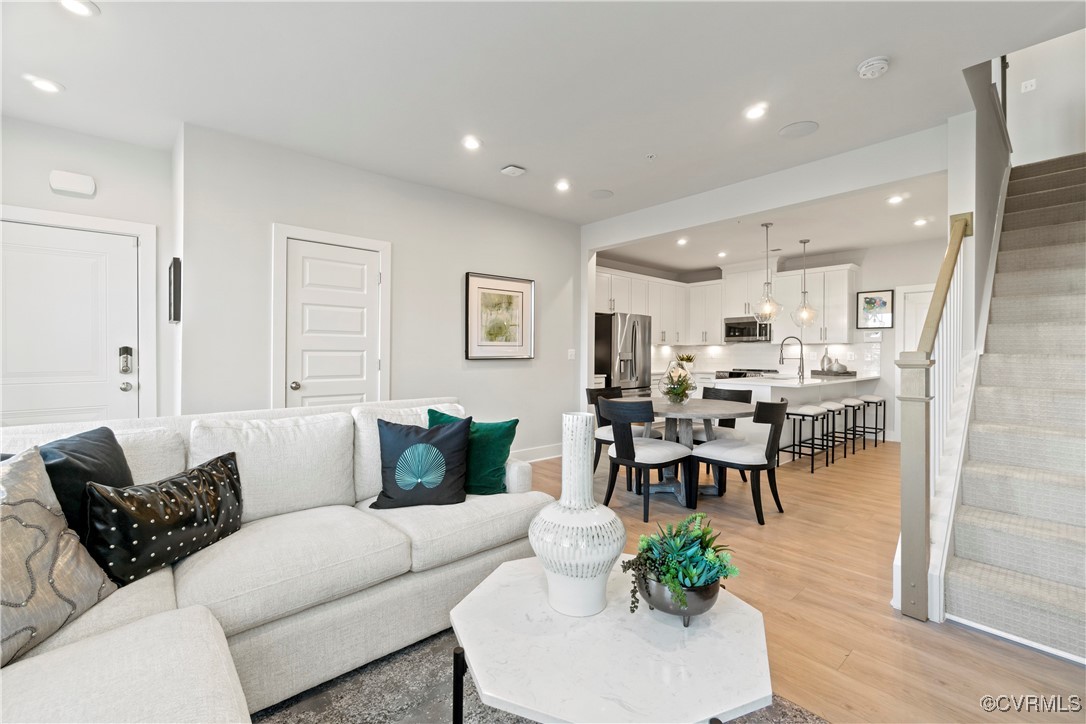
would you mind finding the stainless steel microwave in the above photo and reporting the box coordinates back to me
[723,316,772,343]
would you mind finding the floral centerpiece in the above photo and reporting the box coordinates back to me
[620,513,738,626]
[659,353,697,404]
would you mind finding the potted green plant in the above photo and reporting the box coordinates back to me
[620,513,738,627]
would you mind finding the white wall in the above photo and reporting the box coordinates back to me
[1,117,181,415]
[1007,29,1086,166]
[179,124,580,455]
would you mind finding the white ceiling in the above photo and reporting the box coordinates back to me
[598,171,948,273]
[3,2,1083,224]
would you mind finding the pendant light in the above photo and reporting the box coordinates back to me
[752,222,782,323]
[791,239,819,327]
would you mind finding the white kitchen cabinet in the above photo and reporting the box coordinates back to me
[647,280,686,344]
[772,264,857,344]
[722,270,772,318]
[687,281,723,344]
[630,277,649,315]
[595,271,613,313]
[596,271,634,313]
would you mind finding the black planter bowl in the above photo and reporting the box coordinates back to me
[636,576,721,627]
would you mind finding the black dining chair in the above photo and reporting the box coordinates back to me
[598,397,691,523]
[692,387,752,483]
[586,387,660,472]
[689,399,788,525]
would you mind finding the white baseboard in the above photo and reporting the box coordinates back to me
[511,443,562,462]
[945,614,1086,665]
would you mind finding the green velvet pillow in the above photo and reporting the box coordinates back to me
[427,409,518,495]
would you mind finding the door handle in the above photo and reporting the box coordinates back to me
[290,381,301,391]
[119,346,133,374]
[119,382,133,392]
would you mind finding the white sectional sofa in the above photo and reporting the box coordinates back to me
[0,397,552,723]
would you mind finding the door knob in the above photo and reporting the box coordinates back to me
[290,381,301,391]
[119,382,133,392]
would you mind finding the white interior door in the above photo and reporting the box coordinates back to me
[1,221,139,425]
[285,238,380,407]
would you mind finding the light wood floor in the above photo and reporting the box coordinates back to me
[530,442,1085,723]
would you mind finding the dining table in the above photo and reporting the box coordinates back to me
[609,396,757,507]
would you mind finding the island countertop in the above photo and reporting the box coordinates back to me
[708,372,880,388]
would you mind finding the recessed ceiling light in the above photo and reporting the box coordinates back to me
[717,252,727,258]
[677,237,688,246]
[913,218,928,227]
[778,121,820,139]
[22,74,64,94]
[60,0,100,16]
[744,103,768,120]
[461,135,482,151]
[555,179,571,192]
[887,195,904,205]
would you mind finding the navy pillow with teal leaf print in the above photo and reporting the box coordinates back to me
[370,417,472,509]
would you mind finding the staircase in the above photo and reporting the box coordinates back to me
[944,152,1086,661]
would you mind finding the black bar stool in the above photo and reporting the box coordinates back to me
[858,394,887,448]
[780,405,830,473]
[837,398,865,455]
[815,400,847,462]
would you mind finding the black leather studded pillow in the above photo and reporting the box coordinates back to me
[370,417,471,509]
[84,453,243,584]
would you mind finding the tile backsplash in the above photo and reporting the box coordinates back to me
[652,342,881,376]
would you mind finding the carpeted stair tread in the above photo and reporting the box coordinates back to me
[945,557,1085,659]
[954,506,1085,587]
[962,461,1085,527]
[1009,152,1086,180]
[969,422,1085,474]
[1000,221,1085,251]
[996,242,1085,273]
[1004,184,1086,214]
[992,268,1085,297]
[1008,167,1086,197]
[989,293,1086,323]
[979,353,1086,390]
[1002,202,1086,232]
[985,323,1084,355]
[974,385,1086,428]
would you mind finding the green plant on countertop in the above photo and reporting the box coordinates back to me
[675,352,696,364]
[620,513,738,612]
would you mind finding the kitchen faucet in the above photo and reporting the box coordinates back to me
[779,336,805,384]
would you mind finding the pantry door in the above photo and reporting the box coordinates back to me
[1,220,140,425]
[272,224,391,408]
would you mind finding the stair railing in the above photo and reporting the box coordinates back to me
[896,215,970,621]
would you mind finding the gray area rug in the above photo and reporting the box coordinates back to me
[253,629,826,724]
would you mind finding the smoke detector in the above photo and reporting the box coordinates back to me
[857,56,890,80]
[500,165,526,177]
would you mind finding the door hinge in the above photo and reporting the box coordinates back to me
[378,359,381,371]
[378,273,382,285]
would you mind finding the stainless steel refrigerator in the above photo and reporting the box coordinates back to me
[594,313,652,396]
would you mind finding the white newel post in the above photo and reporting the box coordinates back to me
[528,412,626,616]
[896,351,934,621]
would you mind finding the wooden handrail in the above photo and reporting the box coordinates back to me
[916,217,969,355]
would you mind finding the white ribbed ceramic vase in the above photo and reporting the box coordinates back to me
[528,412,626,616]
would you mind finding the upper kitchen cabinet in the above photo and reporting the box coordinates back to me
[773,264,858,344]
[687,281,723,344]
[648,280,686,345]
[596,270,649,315]
[722,270,773,318]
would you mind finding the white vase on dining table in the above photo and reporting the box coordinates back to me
[528,412,626,617]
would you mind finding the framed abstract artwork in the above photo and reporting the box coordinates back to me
[465,272,535,359]
[857,289,894,329]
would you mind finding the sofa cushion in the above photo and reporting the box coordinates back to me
[370,417,471,509]
[189,412,354,523]
[86,453,243,584]
[357,491,552,572]
[174,506,410,636]
[351,403,465,502]
[1,449,116,666]
[26,568,177,658]
[1,606,250,723]
[428,409,518,495]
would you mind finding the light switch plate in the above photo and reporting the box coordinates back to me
[1021,79,1037,93]
[567,348,576,360]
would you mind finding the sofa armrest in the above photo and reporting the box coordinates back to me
[503,457,533,494]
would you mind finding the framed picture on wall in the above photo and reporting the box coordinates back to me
[857,289,894,329]
[465,272,535,359]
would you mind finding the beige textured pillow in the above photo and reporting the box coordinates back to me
[1,448,116,665]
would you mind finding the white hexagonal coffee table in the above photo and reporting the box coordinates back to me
[450,556,772,723]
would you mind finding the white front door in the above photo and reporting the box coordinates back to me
[1,221,139,425]
[284,238,381,407]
